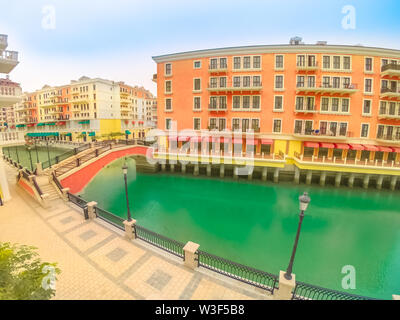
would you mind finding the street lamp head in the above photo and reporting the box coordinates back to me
[122,163,128,175]
[299,192,311,212]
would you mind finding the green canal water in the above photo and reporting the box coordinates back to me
[79,157,400,299]
[2,145,69,170]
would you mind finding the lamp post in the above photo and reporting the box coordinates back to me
[284,192,311,281]
[122,162,132,222]
[46,140,51,168]
[34,139,39,163]
[27,146,33,172]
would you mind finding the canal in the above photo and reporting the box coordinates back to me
[79,157,400,299]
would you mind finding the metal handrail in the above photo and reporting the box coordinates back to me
[197,249,279,293]
[292,281,377,300]
[32,176,43,196]
[95,206,125,230]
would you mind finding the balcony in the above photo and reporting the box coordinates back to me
[0,34,7,51]
[378,108,400,120]
[0,84,22,107]
[381,87,400,99]
[208,104,227,112]
[381,63,400,77]
[294,105,317,114]
[0,50,19,73]
[294,128,351,139]
[208,64,228,73]
[296,61,319,72]
[296,83,358,95]
[207,82,263,93]
[376,134,400,142]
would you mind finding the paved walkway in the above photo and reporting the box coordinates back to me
[0,163,271,300]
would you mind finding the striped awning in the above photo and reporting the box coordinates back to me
[233,138,243,144]
[319,142,335,149]
[391,147,400,153]
[246,139,258,146]
[362,145,379,152]
[16,124,26,128]
[377,146,393,152]
[334,143,350,150]
[261,139,273,145]
[349,144,364,151]
[178,136,190,142]
[79,120,90,124]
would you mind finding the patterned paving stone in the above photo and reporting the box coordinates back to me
[146,269,172,290]
[47,211,84,233]
[79,229,97,241]
[64,222,112,252]
[106,247,127,262]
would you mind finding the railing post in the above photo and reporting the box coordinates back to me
[87,201,97,219]
[61,187,70,201]
[274,271,296,300]
[35,162,43,175]
[183,241,200,269]
[123,219,137,240]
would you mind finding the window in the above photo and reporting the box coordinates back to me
[332,77,340,88]
[210,77,217,88]
[253,96,260,109]
[323,56,330,69]
[297,76,305,88]
[243,96,250,109]
[339,123,347,136]
[165,80,172,93]
[243,56,251,69]
[242,119,250,132]
[233,96,240,109]
[363,100,371,115]
[165,98,172,111]
[361,123,369,138]
[253,56,261,69]
[232,118,240,130]
[275,55,284,69]
[194,118,201,130]
[243,76,251,87]
[365,79,373,93]
[209,118,217,129]
[333,56,341,69]
[193,78,201,91]
[380,101,387,115]
[219,96,227,109]
[210,58,218,69]
[320,122,327,135]
[274,96,283,111]
[253,76,261,87]
[307,76,315,88]
[193,97,201,110]
[321,97,329,111]
[273,119,282,133]
[251,119,260,130]
[329,122,338,136]
[297,55,305,67]
[166,118,172,130]
[275,75,284,89]
[365,58,373,72]
[220,77,227,88]
[343,56,351,70]
[210,97,217,109]
[341,99,349,113]
[219,118,226,130]
[323,77,330,87]
[220,58,227,69]
[377,125,385,139]
[194,61,201,69]
[233,57,241,69]
[296,96,304,111]
[233,76,241,87]
[294,120,303,134]
[165,63,172,75]
[331,98,339,112]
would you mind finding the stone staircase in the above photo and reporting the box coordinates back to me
[35,175,61,201]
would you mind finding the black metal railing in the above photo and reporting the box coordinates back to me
[52,172,64,193]
[94,206,125,230]
[197,250,279,293]
[32,176,43,196]
[67,193,88,209]
[291,281,376,300]
[134,225,185,258]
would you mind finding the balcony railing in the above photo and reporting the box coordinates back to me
[381,87,400,97]
[0,50,18,62]
[378,107,400,119]
[0,85,22,97]
[381,63,400,75]
[294,128,350,138]
[207,82,263,92]
[296,61,319,70]
[296,83,358,94]
[295,105,317,114]
[377,133,400,141]
[208,103,227,111]
[208,64,228,72]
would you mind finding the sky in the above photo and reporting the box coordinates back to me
[1,0,400,95]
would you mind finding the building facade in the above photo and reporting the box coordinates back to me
[13,77,157,142]
[151,40,400,188]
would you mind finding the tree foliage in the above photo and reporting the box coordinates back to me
[0,242,60,300]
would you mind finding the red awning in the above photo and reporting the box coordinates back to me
[168,136,177,141]
[334,143,350,150]
[57,121,66,126]
[246,139,259,146]
[132,121,136,124]
[319,142,335,149]
[261,139,273,145]
[203,136,213,143]
[178,136,190,142]
[139,121,144,124]
[349,144,364,151]
[27,124,36,127]
[391,147,400,153]
[363,145,379,152]
[233,138,243,144]
[304,141,319,148]
[220,137,231,144]
[378,146,393,152]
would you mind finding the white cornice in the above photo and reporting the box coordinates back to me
[152,44,400,63]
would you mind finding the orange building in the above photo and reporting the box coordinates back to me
[152,40,400,164]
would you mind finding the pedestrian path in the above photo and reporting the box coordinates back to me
[0,163,271,300]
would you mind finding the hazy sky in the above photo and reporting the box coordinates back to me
[1,0,399,94]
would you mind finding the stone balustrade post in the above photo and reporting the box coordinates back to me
[123,219,137,240]
[87,201,97,219]
[183,241,200,270]
[61,187,70,201]
[36,162,43,175]
[274,271,296,300]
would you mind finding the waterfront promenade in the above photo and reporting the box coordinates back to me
[0,164,269,300]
